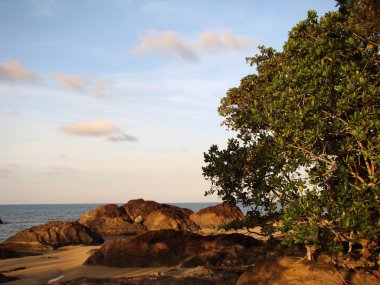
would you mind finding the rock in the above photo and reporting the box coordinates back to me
[51,276,227,285]
[0,248,39,259]
[85,229,260,268]
[0,273,19,283]
[144,207,199,231]
[122,199,164,221]
[122,199,199,231]
[181,266,213,277]
[0,218,3,224]
[235,255,376,285]
[134,216,143,224]
[190,203,244,229]
[78,204,146,235]
[0,221,103,252]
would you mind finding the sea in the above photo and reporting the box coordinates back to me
[0,203,223,242]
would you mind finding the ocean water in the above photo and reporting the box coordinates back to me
[0,203,219,242]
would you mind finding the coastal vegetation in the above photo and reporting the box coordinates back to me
[203,0,379,265]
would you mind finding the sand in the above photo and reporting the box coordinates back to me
[0,245,173,285]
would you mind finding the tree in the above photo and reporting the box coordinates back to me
[203,0,379,263]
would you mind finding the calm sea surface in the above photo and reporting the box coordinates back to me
[0,203,221,242]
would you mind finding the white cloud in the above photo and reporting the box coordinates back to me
[53,74,86,93]
[132,29,252,61]
[196,29,251,52]
[59,120,138,142]
[132,30,197,61]
[0,59,39,84]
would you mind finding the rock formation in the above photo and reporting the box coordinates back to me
[190,203,244,229]
[85,229,260,268]
[122,199,199,231]
[0,273,19,283]
[0,221,103,252]
[52,275,235,285]
[78,204,146,235]
[0,248,39,259]
[122,199,163,222]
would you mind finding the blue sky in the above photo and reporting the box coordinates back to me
[0,0,337,204]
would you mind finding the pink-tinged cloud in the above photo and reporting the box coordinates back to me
[59,120,138,142]
[132,29,252,61]
[132,30,197,61]
[59,120,117,136]
[92,90,107,98]
[52,74,87,93]
[196,29,251,52]
[0,59,39,83]
[53,74,109,99]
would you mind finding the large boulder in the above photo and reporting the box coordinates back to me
[78,204,146,235]
[190,203,244,229]
[85,229,260,267]
[122,199,199,231]
[122,199,162,222]
[0,221,103,252]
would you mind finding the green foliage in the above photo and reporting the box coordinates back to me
[203,0,379,261]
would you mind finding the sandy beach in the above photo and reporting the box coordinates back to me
[0,245,175,285]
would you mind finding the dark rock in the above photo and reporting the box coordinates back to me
[0,273,19,283]
[0,218,3,224]
[0,221,103,252]
[0,248,39,259]
[0,267,26,273]
[190,203,244,229]
[52,275,236,285]
[122,199,199,231]
[78,204,146,235]
[85,229,260,268]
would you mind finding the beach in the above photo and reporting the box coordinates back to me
[1,240,378,285]
[0,244,175,285]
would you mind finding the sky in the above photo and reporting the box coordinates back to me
[0,0,337,204]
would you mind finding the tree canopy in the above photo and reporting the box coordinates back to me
[203,0,379,263]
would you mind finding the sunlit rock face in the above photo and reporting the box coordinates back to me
[190,203,244,229]
[78,204,146,235]
[0,221,103,252]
